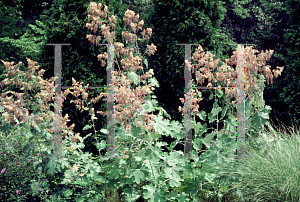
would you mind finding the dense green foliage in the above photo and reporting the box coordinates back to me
[279,0,300,127]
[0,0,28,73]
[0,33,278,201]
[1,0,300,201]
[224,0,296,129]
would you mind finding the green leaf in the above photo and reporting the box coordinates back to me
[193,137,203,150]
[215,88,223,98]
[33,124,41,133]
[163,166,182,187]
[143,185,167,202]
[42,128,53,140]
[153,116,181,137]
[0,105,4,112]
[143,58,148,69]
[148,77,159,87]
[73,178,88,186]
[83,124,92,130]
[131,169,146,184]
[197,110,207,121]
[82,133,92,140]
[25,129,34,139]
[184,178,201,195]
[140,99,157,113]
[123,188,141,201]
[127,71,139,85]
[208,112,217,123]
[155,106,170,119]
[211,104,222,117]
[259,112,269,119]
[203,130,217,149]
[45,157,62,176]
[36,98,43,104]
[219,104,228,121]
[204,171,218,183]
[100,128,108,134]
[63,189,73,197]
[193,122,207,136]
[22,143,36,155]
[163,151,184,167]
[108,164,121,180]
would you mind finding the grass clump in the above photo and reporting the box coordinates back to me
[220,115,300,202]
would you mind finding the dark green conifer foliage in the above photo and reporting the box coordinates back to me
[222,0,296,129]
[279,0,300,128]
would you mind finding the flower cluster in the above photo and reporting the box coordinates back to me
[82,2,158,134]
[178,44,285,116]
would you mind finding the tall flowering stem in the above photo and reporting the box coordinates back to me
[84,2,158,135]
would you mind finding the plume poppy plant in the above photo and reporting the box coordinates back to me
[0,2,157,200]
[0,1,289,201]
[83,3,287,201]
[85,2,158,135]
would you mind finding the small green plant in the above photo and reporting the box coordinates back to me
[0,120,49,201]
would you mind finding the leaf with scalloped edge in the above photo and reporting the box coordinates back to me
[148,77,160,88]
[127,71,139,85]
[123,187,141,201]
[153,116,182,137]
[142,185,167,202]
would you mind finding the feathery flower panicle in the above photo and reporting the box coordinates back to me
[182,44,284,113]
[84,3,160,135]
